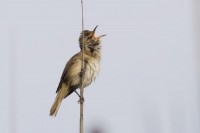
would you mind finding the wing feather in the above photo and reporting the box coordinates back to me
[56,53,81,93]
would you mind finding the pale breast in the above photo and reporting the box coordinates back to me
[82,57,100,88]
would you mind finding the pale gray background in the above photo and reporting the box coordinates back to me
[0,0,200,133]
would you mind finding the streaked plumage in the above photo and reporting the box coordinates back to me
[50,26,106,116]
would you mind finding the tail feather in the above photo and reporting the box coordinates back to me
[50,95,62,116]
[50,83,68,116]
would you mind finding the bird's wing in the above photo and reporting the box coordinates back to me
[56,52,81,93]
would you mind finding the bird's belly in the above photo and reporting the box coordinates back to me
[82,61,100,88]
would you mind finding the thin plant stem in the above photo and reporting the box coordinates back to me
[80,0,84,133]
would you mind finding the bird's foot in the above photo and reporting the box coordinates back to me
[75,90,85,104]
[78,96,85,104]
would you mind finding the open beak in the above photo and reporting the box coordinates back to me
[91,25,98,37]
[92,25,107,39]
[97,34,107,39]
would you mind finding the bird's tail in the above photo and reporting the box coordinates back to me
[50,83,68,117]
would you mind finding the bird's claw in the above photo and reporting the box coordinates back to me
[78,96,85,104]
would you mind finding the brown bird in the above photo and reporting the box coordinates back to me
[50,26,106,116]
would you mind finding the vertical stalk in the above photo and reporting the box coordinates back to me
[80,0,84,133]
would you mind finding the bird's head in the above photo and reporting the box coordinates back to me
[79,25,106,54]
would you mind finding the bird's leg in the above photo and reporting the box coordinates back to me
[75,90,81,98]
[76,67,85,104]
[75,90,84,104]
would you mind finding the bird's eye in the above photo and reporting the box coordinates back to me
[87,35,91,39]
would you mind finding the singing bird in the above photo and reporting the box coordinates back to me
[50,26,106,116]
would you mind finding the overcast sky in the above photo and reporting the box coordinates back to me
[0,0,199,133]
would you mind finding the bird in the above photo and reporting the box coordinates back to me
[50,26,106,116]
